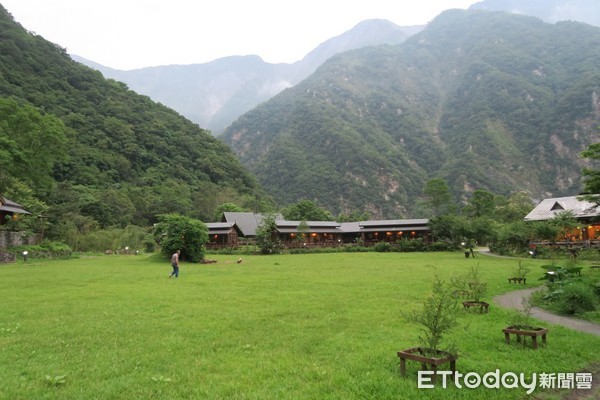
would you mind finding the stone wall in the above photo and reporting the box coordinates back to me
[0,252,16,263]
[0,231,41,263]
[0,231,40,249]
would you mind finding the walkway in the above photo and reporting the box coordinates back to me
[478,247,600,336]
[493,287,600,336]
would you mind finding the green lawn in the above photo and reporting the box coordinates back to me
[0,252,598,399]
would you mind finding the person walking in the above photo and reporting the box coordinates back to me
[169,250,180,278]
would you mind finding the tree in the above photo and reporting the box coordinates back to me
[580,142,600,205]
[422,178,453,217]
[429,214,469,246]
[495,191,535,222]
[281,200,333,221]
[153,214,208,263]
[464,190,495,219]
[0,97,67,195]
[336,210,371,222]
[213,202,243,222]
[403,275,460,354]
[297,220,309,243]
[255,214,281,254]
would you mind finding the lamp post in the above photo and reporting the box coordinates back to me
[22,250,29,262]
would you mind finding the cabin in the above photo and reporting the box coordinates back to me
[0,195,30,225]
[205,212,280,249]
[0,195,33,260]
[524,195,600,244]
[205,222,240,249]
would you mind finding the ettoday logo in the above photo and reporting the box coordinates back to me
[418,370,593,394]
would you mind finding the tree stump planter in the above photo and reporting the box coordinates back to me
[462,301,489,313]
[397,347,457,381]
[502,325,548,349]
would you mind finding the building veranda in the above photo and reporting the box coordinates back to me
[205,212,431,250]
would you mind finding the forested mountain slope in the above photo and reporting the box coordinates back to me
[222,10,600,218]
[0,5,271,232]
[471,0,600,27]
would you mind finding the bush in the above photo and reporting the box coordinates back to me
[556,282,597,315]
[11,241,72,258]
[392,238,425,252]
[76,225,152,253]
[154,214,208,263]
[373,242,391,252]
[427,241,459,252]
[143,239,156,253]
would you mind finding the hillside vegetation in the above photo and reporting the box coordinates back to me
[0,5,272,236]
[222,10,600,218]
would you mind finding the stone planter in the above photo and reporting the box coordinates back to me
[502,325,548,349]
[397,347,458,380]
[462,301,489,313]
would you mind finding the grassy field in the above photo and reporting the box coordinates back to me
[0,252,598,399]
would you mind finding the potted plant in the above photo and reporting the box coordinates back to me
[508,261,530,284]
[461,265,489,313]
[502,294,548,349]
[398,275,459,379]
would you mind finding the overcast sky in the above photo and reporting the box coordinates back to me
[3,0,480,70]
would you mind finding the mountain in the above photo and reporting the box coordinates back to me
[470,0,600,27]
[74,19,419,134]
[221,10,600,219]
[0,5,271,229]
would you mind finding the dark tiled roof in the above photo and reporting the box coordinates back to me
[359,219,429,227]
[220,213,431,236]
[524,196,600,221]
[0,195,31,215]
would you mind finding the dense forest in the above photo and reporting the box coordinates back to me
[0,5,273,241]
[222,10,600,218]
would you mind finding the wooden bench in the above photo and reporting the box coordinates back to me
[508,277,527,284]
[502,326,548,349]
[591,265,600,271]
[462,301,489,313]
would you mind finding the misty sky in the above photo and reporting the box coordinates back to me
[2,0,479,70]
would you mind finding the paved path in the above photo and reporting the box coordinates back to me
[477,246,600,336]
[493,287,600,336]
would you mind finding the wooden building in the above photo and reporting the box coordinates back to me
[205,213,431,248]
[524,195,600,244]
[0,195,30,225]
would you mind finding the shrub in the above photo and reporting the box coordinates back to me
[556,282,597,315]
[143,239,156,253]
[450,265,487,302]
[11,241,72,258]
[427,241,459,252]
[154,214,208,263]
[373,242,391,252]
[393,238,425,252]
[402,275,460,354]
[512,261,531,279]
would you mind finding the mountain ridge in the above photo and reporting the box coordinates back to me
[73,19,419,133]
[221,9,600,218]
